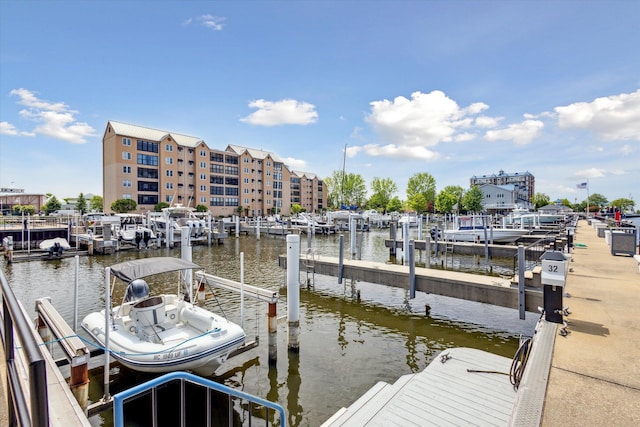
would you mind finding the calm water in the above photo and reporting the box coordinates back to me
[2,228,537,426]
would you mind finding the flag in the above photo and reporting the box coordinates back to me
[576,182,588,189]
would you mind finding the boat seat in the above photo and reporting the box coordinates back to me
[132,296,166,327]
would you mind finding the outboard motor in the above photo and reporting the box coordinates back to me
[430,227,441,240]
[124,279,150,303]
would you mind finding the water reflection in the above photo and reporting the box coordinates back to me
[1,229,536,426]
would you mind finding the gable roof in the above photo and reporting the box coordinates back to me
[226,144,284,163]
[106,120,205,148]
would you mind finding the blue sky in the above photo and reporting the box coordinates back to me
[1,1,638,206]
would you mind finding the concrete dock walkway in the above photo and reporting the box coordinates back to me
[541,220,640,426]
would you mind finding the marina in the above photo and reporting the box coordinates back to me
[1,218,639,425]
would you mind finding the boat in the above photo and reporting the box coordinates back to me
[504,208,565,227]
[442,216,529,243]
[39,237,71,256]
[81,257,246,375]
[116,215,156,248]
[149,204,209,244]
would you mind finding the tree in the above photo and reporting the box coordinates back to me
[406,173,436,213]
[407,193,427,213]
[111,199,137,213]
[195,204,208,212]
[368,177,397,211]
[44,196,62,215]
[386,196,403,213]
[76,193,88,215]
[155,202,170,212]
[610,198,635,212]
[531,193,550,209]
[462,185,483,213]
[325,170,367,208]
[89,195,103,212]
[291,204,304,214]
[586,193,608,212]
[436,185,464,213]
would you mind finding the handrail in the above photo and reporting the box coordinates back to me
[113,371,286,427]
[1,268,49,427]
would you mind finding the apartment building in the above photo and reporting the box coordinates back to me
[291,171,326,213]
[470,170,535,202]
[102,121,326,216]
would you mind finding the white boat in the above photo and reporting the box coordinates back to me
[504,208,565,227]
[81,257,246,375]
[149,204,210,245]
[443,216,529,243]
[39,237,71,251]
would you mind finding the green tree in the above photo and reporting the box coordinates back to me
[154,202,170,212]
[291,204,304,214]
[76,193,88,215]
[587,193,608,212]
[436,185,464,213]
[368,177,397,211]
[195,204,208,212]
[406,172,436,213]
[89,195,103,212]
[386,196,403,213]
[531,193,550,209]
[325,170,367,208]
[407,193,427,213]
[111,199,137,213]
[462,186,483,213]
[44,196,62,215]
[610,198,635,212]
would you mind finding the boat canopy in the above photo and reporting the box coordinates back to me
[109,257,201,283]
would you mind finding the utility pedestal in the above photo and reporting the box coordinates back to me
[541,250,568,324]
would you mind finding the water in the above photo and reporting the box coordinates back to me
[2,229,537,426]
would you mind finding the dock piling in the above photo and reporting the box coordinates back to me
[286,234,300,352]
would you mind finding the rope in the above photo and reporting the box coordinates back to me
[509,337,532,390]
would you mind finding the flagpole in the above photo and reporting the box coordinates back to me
[586,179,590,219]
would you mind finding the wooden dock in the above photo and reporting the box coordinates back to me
[285,254,544,312]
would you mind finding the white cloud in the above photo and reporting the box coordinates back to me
[240,99,318,126]
[8,88,96,143]
[554,89,640,141]
[573,168,605,179]
[474,115,502,128]
[484,119,544,145]
[184,14,225,31]
[282,156,308,170]
[355,143,439,160]
[0,121,18,135]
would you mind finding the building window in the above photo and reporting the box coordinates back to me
[210,197,224,206]
[200,196,207,203]
[166,182,174,190]
[137,154,158,166]
[225,166,238,175]
[225,155,238,165]
[122,152,131,160]
[166,157,173,165]
[200,150,206,157]
[244,198,249,205]
[122,166,131,173]
[225,198,238,206]
[166,170,173,177]
[210,153,224,162]
[138,167,158,179]
[210,164,224,174]
[244,188,249,194]
[200,173,206,180]
[166,195,174,203]
[200,185,207,191]
[210,186,224,195]
[138,195,158,205]
[138,181,158,192]
[225,187,238,196]
[122,138,132,146]
[122,193,132,199]
[123,180,132,188]
[137,140,159,153]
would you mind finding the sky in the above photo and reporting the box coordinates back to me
[1,0,639,207]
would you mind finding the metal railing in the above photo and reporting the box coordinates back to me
[511,235,556,275]
[1,268,49,427]
[113,371,286,427]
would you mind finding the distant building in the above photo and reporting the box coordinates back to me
[0,193,47,215]
[102,121,326,216]
[291,171,326,213]
[470,170,535,211]
[477,184,532,212]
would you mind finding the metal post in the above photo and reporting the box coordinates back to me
[286,234,300,351]
[517,244,525,320]
[350,216,356,256]
[409,240,416,299]
[235,215,240,238]
[390,222,397,256]
[73,255,79,330]
[434,225,439,255]
[418,215,423,240]
[403,221,409,265]
[240,252,245,330]
[338,234,344,284]
[103,267,111,400]
[256,216,261,240]
[268,302,277,365]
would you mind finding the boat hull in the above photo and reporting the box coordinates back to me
[443,229,528,243]
[82,302,246,376]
